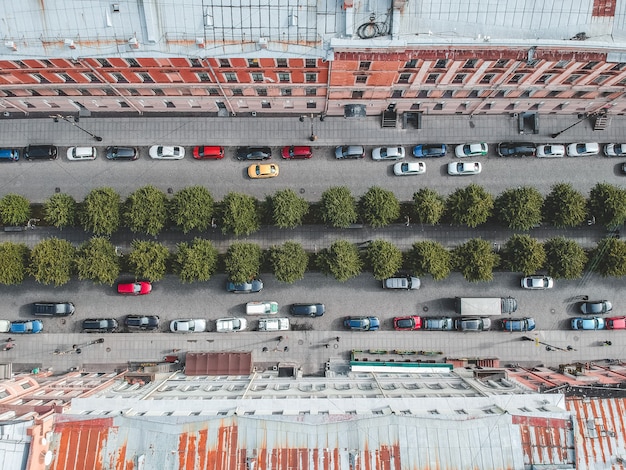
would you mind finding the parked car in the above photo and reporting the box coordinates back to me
[447,161,481,175]
[0,320,10,333]
[23,144,57,160]
[32,302,75,316]
[622,162,626,175]
[521,275,554,290]
[82,318,117,332]
[258,317,290,331]
[497,142,536,157]
[236,147,271,161]
[393,161,425,176]
[580,300,612,315]
[501,317,536,332]
[393,316,422,330]
[383,276,420,290]
[335,145,365,159]
[193,146,224,159]
[117,281,152,295]
[281,146,312,159]
[571,317,605,330]
[226,279,263,293]
[536,144,565,158]
[455,142,487,158]
[605,316,626,329]
[567,142,599,157]
[246,301,278,315]
[422,317,454,331]
[215,317,247,332]
[0,148,20,161]
[290,303,325,317]
[248,163,279,178]
[10,320,43,334]
[372,147,405,161]
[66,146,97,161]
[105,146,138,160]
[412,144,446,158]
[604,143,626,157]
[125,315,160,330]
[455,317,491,332]
[343,316,380,331]
[170,319,207,333]
[149,145,185,160]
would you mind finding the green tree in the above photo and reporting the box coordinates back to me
[366,240,402,280]
[124,185,168,236]
[29,238,75,286]
[543,183,587,228]
[269,189,309,229]
[175,238,218,283]
[446,184,494,227]
[360,186,400,228]
[544,237,587,279]
[224,242,262,284]
[495,187,543,230]
[502,234,546,275]
[80,187,121,235]
[127,240,170,281]
[221,192,260,236]
[170,186,214,233]
[412,188,445,225]
[319,187,358,228]
[407,241,451,281]
[0,242,29,285]
[588,182,626,228]
[589,237,626,277]
[0,194,30,226]
[452,238,499,282]
[75,237,120,285]
[270,241,308,283]
[317,239,363,281]
[44,193,77,229]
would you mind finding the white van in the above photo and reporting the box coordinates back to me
[258,318,290,331]
[67,146,97,161]
[246,301,278,315]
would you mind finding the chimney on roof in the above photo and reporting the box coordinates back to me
[128,36,140,49]
[64,39,76,49]
[196,38,205,48]
[4,41,16,51]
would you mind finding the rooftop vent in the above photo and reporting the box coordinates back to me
[258,37,268,49]
[112,3,120,12]
[4,41,16,51]
[128,37,140,49]
[64,39,76,49]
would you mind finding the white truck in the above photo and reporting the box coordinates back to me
[246,301,278,315]
[215,317,247,333]
[455,297,517,316]
[258,317,290,331]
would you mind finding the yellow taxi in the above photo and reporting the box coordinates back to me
[248,163,279,179]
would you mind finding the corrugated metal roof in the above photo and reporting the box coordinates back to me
[0,420,31,470]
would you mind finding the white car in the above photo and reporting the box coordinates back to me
[604,143,626,157]
[215,317,247,333]
[169,318,206,333]
[536,144,565,158]
[447,161,482,176]
[455,142,488,158]
[66,146,97,161]
[0,320,10,333]
[372,147,405,161]
[149,145,185,160]
[393,161,425,176]
[566,142,599,157]
[258,317,290,331]
[521,275,554,290]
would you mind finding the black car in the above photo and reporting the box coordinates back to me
[580,300,612,315]
[497,142,536,157]
[32,302,75,317]
[236,147,271,161]
[125,315,160,330]
[105,146,138,160]
[23,145,58,160]
[82,318,118,332]
[290,303,325,317]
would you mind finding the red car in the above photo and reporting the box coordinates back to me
[393,316,422,331]
[117,281,152,295]
[281,146,312,160]
[605,316,626,329]
[192,146,224,159]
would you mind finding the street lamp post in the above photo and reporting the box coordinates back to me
[550,113,592,139]
[50,114,103,142]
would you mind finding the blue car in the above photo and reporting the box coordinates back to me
[343,316,380,331]
[412,144,447,158]
[571,317,605,330]
[501,317,536,332]
[227,279,263,293]
[10,320,43,334]
[0,148,19,161]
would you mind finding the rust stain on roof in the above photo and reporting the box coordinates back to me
[52,418,115,470]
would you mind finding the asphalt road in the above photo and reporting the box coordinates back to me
[0,145,624,203]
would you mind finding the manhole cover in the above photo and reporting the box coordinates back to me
[423,306,429,312]
[298,339,304,345]
[106,347,111,353]
[333,343,339,349]
[300,188,305,194]
[573,336,579,342]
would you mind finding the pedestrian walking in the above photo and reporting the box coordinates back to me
[603,340,612,346]
[335,336,340,342]
[3,342,14,351]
